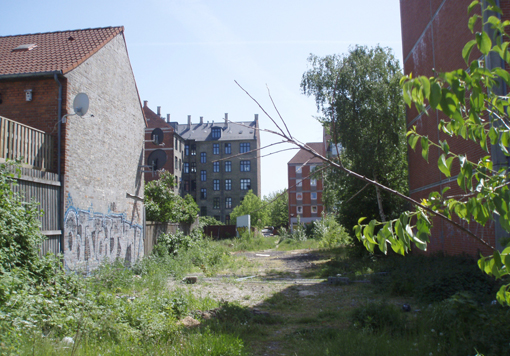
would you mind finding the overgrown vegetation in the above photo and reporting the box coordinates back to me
[145,171,199,223]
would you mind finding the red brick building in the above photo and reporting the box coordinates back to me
[287,142,325,230]
[400,0,509,255]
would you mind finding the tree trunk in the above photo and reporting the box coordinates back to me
[374,175,387,222]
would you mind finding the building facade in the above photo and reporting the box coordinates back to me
[400,0,510,255]
[170,114,261,223]
[287,142,325,231]
[0,27,146,271]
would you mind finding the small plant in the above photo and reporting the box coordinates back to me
[313,213,352,249]
[350,302,407,335]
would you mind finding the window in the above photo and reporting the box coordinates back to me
[200,152,207,163]
[225,161,232,172]
[183,162,189,173]
[212,127,221,139]
[240,179,251,190]
[296,193,303,200]
[179,159,182,170]
[240,142,250,153]
[175,156,178,168]
[311,178,317,186]
[200,206,207,216]
[214,215,221,221]
[213,161,219,172]
[190,162,196,173]
[180,141,182,152]
[200,188,207,199]
[225,214,231,224]
[296,179,302,187]
[296,165,302,173]
[225,179,232,191]
[213,198,220,209]
[191,144,196,156]
[311,206,318,214]
[213,179,220,191]
[297,206,303,214]
[185,144,189,156]
[175,137,178,149]
[213,143,219,154]
[240,160,251,172]
[191,180,196,191]
[225,197,232,209]
[225,143,231,154]
[201,170,207,181]
[310,165,316,172]
[184,180,190,192]
[311,192,317,200]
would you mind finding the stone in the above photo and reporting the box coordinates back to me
[327,276,350,285]
[183,276,198,284]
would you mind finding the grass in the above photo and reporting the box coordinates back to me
[2,236,509,356]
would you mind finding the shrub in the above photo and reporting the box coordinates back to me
[313,213,352,248]
[350,302,407,335]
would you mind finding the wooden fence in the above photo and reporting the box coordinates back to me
[203,225,237,240]
[0,116,55,171]
[144,219,199,256]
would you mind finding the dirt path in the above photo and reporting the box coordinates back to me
[170,249,365,355]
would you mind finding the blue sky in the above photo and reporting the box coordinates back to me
[2,0,403,196]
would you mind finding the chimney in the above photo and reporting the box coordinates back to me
[187,115,191,129]
[167,114,170,123]
[254,114,258,121]
[143,100,148,107]
[200,116,204,125]
[225,113,228,125]
[157,106,161,117]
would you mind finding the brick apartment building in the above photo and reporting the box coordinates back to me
[143,102,184,195]
[0,27,146,270]
[400,0,510,255]
[287,142,325,231]
[168,114,261,224]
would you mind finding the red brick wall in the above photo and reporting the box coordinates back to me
[0,76,67,173]
[401,0,502,256]
[144,128,174,183]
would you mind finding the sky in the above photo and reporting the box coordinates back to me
[1,0,403,197]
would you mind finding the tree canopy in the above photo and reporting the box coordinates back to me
[263,189,288,228]
[230,190,267,229]
[301,46,408,229]
[145,172,199,224]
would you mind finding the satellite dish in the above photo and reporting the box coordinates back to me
[151,128,164,145]
[73,93,89,117]
[147,149,167,171]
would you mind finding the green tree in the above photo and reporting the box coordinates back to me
[301,46,408,231]
[354,1,510,306]
[145,172,199,224]
[230,190,268,229]
[263,189,288,228]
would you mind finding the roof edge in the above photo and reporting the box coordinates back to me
[0,71,63,80]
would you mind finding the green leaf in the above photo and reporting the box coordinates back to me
[419,76,431,98]
[489,126,499,145]
[408,134,420,150]
[463,40,477,64]
[421,137,430,162]
[468,0,479,14]
[469,14,481,33]
[476,31,492,55]
[438,154,454,177]
[440,140,450,154]
[430,82,442,109]
[494,67,510,84]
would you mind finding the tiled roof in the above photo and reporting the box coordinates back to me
[0,27,123,76]
[288,142,325,164]
[143,104,173,130]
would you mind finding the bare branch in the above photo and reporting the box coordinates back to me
[211,140,291,162]
[266,84,293,139]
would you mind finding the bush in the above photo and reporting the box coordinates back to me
[154,229,201,256]
[350,302,407,335]
[313,213,352,248]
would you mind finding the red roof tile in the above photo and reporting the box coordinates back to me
[288,142,325,165]
[0,27,123,76]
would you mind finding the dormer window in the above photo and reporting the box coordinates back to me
[212,127,221,139]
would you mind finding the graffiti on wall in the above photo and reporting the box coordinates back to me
[64,193,143,271]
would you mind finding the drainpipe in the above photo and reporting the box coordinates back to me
[54,74,64,254]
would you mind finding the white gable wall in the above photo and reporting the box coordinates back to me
[62,33,145,272]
